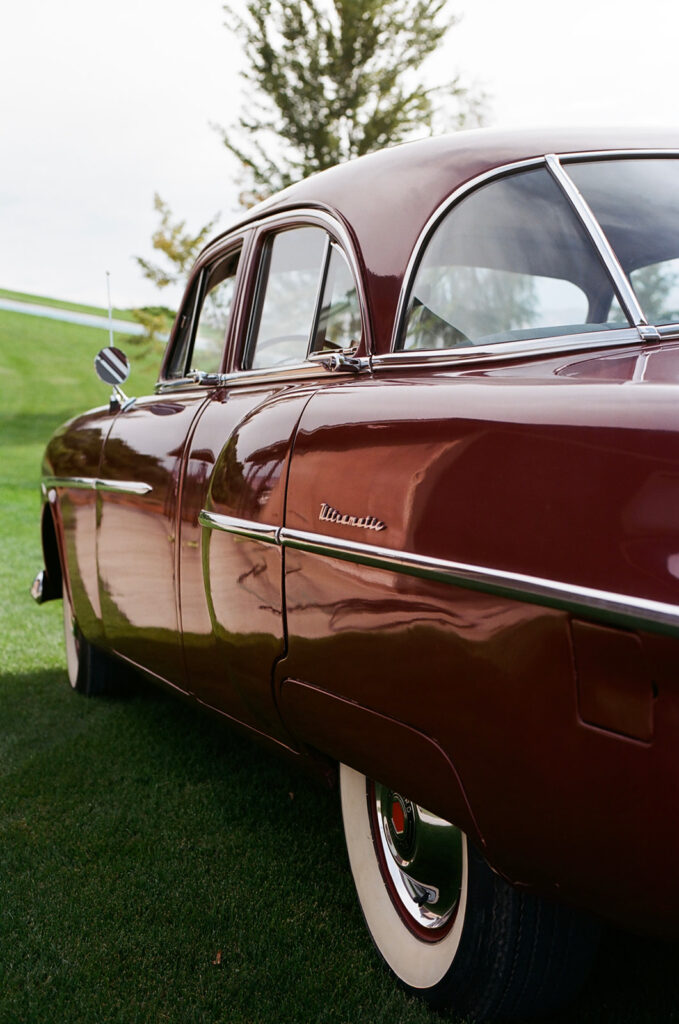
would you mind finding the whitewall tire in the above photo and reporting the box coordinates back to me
[61,579,133,697]
[340,764,600,1021]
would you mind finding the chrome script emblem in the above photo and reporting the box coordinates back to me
[319,502,386,532]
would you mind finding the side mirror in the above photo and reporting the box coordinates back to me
[94,347,135,411]
[94,346,130,386]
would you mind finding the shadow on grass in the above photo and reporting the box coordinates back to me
[3,666,679,1024]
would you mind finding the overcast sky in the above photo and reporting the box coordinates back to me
[3,0,679,310]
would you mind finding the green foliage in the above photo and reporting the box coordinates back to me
[130,304,176,345]
[217,0,486,204]
[135,193,219,290]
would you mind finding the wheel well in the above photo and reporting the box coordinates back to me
[41,505,63,600]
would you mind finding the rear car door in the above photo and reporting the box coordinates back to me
[177,212,368,739]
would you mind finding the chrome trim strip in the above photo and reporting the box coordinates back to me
[656,324,679,340]
[374,328,641,372]
[280,527,679,636]
[198,510,280,544]
[557,148,679,163]
[43,475,152,496]
[155,359,367,395]
[96,479,153,495]
[544,154,646,328]
[192,510,679,633]
[43,476,98,491]
[154,377,216,394]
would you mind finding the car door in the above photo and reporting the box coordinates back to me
[177,212,369,740]
[96,235,249,687]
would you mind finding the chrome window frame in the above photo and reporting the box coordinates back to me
[161,232,251,383]
[243,225,330,371]
[155,208,370,396]
[382,149,679,372]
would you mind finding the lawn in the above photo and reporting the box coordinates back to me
[1,305,678,1023]
[0,286,136,321]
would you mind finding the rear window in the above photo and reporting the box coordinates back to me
[567,158,679,327]
[399,166,630,352]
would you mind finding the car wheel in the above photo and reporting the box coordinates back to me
[62,580,133,697]
[339,764,599,1022]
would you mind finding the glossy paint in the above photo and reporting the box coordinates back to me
[39,129,679,936]
[43,407,115,645]
[179,381,314,742]
[279,348,679,931]
[97,392,209,686]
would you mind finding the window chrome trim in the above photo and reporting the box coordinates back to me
[237,209,371,360]
[388,147,679,362]
[155,357,369,394]
[544,154,647,328]
[156,208,371,393]
[388,156,546,356]
[197,510,679,636]
[42,475,153,496]
[557,148,679,163]
[373,327,641,372]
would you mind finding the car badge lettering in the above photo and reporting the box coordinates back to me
[319,502,386,532]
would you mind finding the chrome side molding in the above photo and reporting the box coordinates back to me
[200,509,679,638]
[198,510,280,544]
[42,476,153,496]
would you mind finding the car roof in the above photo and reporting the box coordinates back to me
[217,127,679,353]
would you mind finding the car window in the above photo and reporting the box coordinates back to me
[399,166,630,352]
[566,158,679,326]
[310,243,361,354]
[166,248,241,378]
[192,251,241,372]
[248,228,327,369]
[246,227,361,370]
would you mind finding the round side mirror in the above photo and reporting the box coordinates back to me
[94,347,130,386]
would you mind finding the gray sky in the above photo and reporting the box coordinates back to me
[3,0,678,309]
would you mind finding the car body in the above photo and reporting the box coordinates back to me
[34,128,679,1019]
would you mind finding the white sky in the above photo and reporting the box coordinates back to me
[2,0,678,309]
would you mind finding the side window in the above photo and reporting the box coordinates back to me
[310,243,361,354]
[246,227,361,369]
[192,250,241,372]
[248,228,327,369]
[165,249,241,378]
[400,167,629,352]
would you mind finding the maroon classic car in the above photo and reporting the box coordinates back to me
[33,128,679,1020]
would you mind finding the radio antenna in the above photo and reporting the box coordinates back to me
[106,271,114,348]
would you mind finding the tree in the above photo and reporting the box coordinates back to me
[132,194,220,340]
[135,193,220,290]
[216,0,486,205]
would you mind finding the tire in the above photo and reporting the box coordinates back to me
[340,764,599,1022]
[62,580,133,697]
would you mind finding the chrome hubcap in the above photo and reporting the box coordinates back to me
[373,782,463,931]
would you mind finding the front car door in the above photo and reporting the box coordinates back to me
[95,235,249,688]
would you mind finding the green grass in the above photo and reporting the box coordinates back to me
[1,307,678,1023]
[0,286,136,321]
